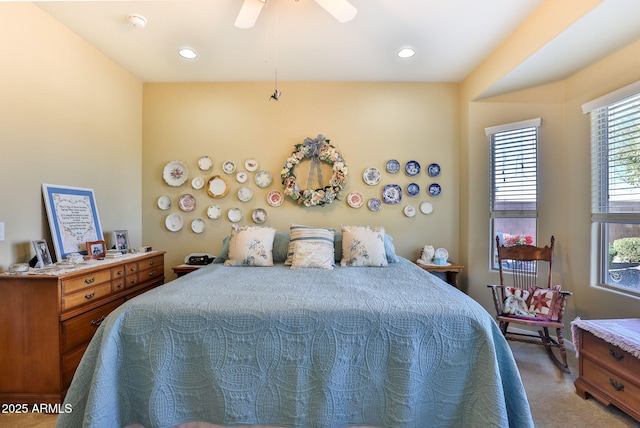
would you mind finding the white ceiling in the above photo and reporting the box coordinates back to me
[34,0,640,97]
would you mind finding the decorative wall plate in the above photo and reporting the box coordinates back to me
[191,177,204,190]
[165,213,183,232]
[363,167,381,185]
[404,160,421,176]
[367,197,382,212]
[198,156,213,171]
[386,159,400,174]
[157,195,171,210]
[191,218,205,234]
[406,183,420,196]
[227,208,242,223]
[347,191,364,208]
[178,194,196,212]
[238,186,253,202]
[236,171,248,183]
[404,205,416,217]
[382,184,402,204]
[267,190,284,207]
[427,163,441,177]
[252,208,267,224]
[245,158,259,172]
[429,183,442,196]
[207,175,229,198]
[162,161,189,186]
[420,201,434,215]
[255,170,272,188]
[207,204,222,219]
[222,160,236,174]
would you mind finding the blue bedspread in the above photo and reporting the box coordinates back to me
[57,258,533,428]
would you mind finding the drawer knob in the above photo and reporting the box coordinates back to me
[84,277,96,284]
[84,291,96,300]
[149,271,156,277]
[609,349,625,361]
[148,261,155,266]
[609,378,625,392]
[91,315,106,327]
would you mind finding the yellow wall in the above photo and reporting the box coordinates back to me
[142,82,460,277]
[0,3,143,267]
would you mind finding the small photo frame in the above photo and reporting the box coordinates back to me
[33,239,53,267]
[86,240,106,258]
[113,230,129,251]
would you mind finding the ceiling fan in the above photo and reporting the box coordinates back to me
[234,0,358,29]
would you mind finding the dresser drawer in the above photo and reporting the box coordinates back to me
[140,254,164,271]
[582,331,640,380]
[62,282,112,311]
[582,357,640,409]
[61,270,111,295]
[62,299,124,353]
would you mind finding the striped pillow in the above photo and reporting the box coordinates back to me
[284,224,335,266]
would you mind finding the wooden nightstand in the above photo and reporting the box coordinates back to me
[415,261,464,289]
[171,264,203,278]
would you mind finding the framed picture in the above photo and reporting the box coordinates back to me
[113,230,129,251]
[86,240,106,258]
[32,239,53,267]
[42,184,103,262]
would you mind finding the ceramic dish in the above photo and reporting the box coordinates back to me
[435,247,449,259]
[404,160,421,176]
[427,163,441,177]
[191,218,205,234]
[252,208,267,224]
[207,175,229,198]
[222,160,236,174]
[404,205,416,217]
[207,204,222,219]
[420,201,434,215]
[386,159,400,174]
[191,177,204,190]
[238,186,253,202]
[382,184,402,204]
[198,156,213,171]
[236,171,248,183]
[406,183,420,197]
[178,194,196,212]
[255,170,272,188]
[165,213,184,232]
[363,167,381,185]
[429,183,442,196]
[267,190,284,207]
[157,195,171,210]
[162,161,189,186]
[245,158,259,172]
[367,198,382,212]
[347,191,364,208]
[227,208,242,223]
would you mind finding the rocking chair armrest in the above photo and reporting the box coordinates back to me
[487,284,504,315]
[559,290,573,297]
[487,284,504,290]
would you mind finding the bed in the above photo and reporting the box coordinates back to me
[56,226,533,428]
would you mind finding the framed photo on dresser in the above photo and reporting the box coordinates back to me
[32,239,53,267]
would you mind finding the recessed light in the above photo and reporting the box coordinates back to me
[178,48,197,59]
[397,47,415,59]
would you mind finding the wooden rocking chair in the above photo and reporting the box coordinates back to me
[487,235,573,373]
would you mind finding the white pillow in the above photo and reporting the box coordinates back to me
[285,224,335,265]
[340,225,388,267]
[224,225,276,267]
[290,241,334,270]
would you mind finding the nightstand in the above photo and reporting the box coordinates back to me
[171,264,203,278]
[415,261,464,289]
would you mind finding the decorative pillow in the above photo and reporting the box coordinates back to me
[340,225,388,267]
[223,225,276,267]
[290,241,334,270]
[285,224,335,266]
[213,235,231,263]
[527,285,562,320]
[216,231,289,264]
[502,287,536,317]
[334,232,399,263]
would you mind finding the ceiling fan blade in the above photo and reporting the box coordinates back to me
[234,0,265,29]
[313,0,357,23]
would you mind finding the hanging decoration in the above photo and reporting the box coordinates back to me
[281,135,348,207]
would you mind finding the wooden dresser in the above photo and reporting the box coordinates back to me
[0,251,165,405]
[574,318,640,422]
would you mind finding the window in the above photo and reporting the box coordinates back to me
[584,81,640,296]
[486,118,541,269]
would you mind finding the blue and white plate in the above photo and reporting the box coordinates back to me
[429,183,442,196]
[406,183,420,196]
[404,160,421,176]
[386,159,401,174]
[382,184,402,204]
[368,198,382,212]
[363,167,381,185]
[427,163,441,177]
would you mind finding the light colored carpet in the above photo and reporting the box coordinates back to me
[1,342,638,427]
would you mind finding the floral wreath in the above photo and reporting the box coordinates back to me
[281,135,348,207]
